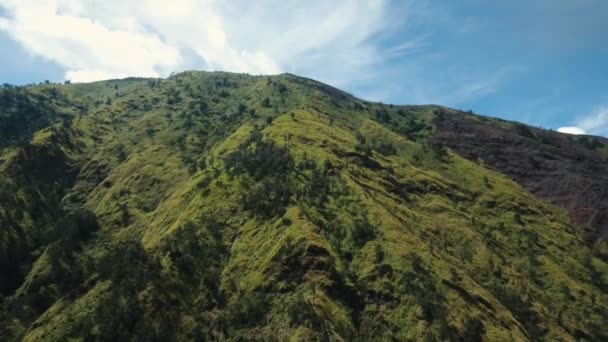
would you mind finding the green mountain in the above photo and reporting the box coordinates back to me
[1,71,607,341]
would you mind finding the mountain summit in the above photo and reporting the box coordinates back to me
[1,71,607,341]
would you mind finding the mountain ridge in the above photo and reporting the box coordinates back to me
[0,71,607,341]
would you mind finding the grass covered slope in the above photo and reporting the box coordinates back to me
[0,71,607,341]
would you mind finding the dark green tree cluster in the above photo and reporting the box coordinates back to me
[0,87,65,148]
[242,175,292,218]
[374,108,391,123]
[353,132,398,163]
[298,158,336,205]
[276,83,288,94]
[225,130,294,217]
[426,141,448,161]
[396,117,430,141]
[350,209,375,246]
[166,88,182,105]
[224,130,292,181]
[373,142,397,156]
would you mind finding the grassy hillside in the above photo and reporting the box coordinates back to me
[0,71,607,341]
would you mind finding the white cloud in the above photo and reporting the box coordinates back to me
[557,126,586,135]
[0,0,181,82]
[0,0,541,111]
[556,106,608,137]
[0,0,398,84]
[578,106,608,136]
[414,65,526,106]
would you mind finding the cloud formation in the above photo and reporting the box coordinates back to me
[557,126,586,135]
[0,0,392,85]
[0,1,181,82]
[557,106,608,136]
[0,0,604,140]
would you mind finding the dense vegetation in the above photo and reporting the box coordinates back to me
[0,71,607,341]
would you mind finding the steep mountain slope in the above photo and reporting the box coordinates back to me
[0,71,607,341]
[431,110,608,239]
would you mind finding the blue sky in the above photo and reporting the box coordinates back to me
[0,0,607,136]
